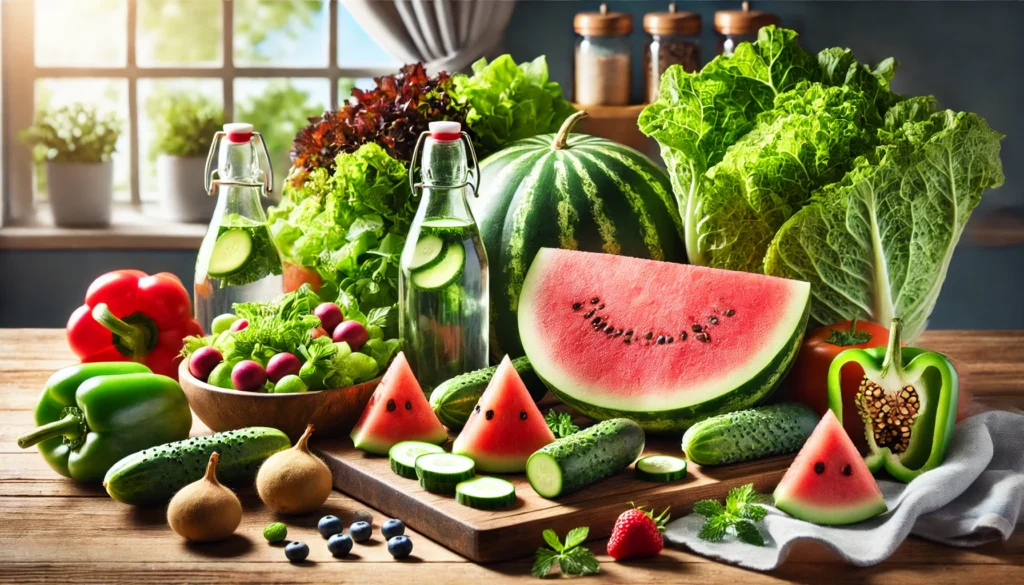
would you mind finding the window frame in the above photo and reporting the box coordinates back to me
[2,0,392,216]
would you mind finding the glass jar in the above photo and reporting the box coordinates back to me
[574,3,632,106]
[643,3,701,103]
[714,1,779,56]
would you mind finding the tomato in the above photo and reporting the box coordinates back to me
[284,263,323,293]
[784,320,893,453]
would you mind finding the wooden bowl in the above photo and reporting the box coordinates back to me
[178,361,380,442]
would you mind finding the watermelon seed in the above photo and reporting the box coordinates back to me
[591,317,602,326]
[572,302,583,311]
[519,411,527,420]
[842,464,853,476]
[624,338,631,344]
[590,298,599,304]
[475,405,481,413]
[645,332,654,340]
[710,316,719,325]
[486,410,495,420]
[667,336,674,343]
[696,332,710,343]
[625,330,633,337]
[613,329,623,337]
[656,336,666,345]
[597,304,605,310]
[584,309,595,319]
[692,324,703,332]
[814,462,825,474]
[405,401,412,410]
[387,399,396,412]
[604,325,615,334]
[680,332,688,341]
[725,309,735,317]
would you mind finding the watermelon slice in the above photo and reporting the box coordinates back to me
[452,356,556,473]
[774,410,887,525]
[518,248,811,432]
[350,352,448,455]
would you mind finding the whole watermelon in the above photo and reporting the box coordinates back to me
[472,110,686,359]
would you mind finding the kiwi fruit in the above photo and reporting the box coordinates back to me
[167,452,242,542]
[256,424,333,514]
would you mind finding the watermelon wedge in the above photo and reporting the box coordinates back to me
[774,410,887,525]
[350,352,448,455]
[518,248,810,432]
[452,356,556,473]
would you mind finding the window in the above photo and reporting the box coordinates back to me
[3,0,399,210]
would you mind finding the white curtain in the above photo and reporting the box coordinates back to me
[343,0,516,73]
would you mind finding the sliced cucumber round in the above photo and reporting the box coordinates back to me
[409,234,447,272]
[456,476,516,510]
[419,477,460,495]
[410,242,465,291]
[635,455,688,482]
[207,229,253,277]
[389,441,446,480]
[421,217,474,240]
[415,452,475,484]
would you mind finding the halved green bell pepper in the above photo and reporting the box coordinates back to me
[827,319,959,483]
[18,362,193,483]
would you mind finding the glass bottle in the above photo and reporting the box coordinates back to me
[400,121,489,392]
[714,1,779,56]
[644,3,701,103]
[574,3,633,106]
[194,122,283,332]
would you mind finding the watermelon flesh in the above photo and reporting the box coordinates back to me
[774,410,887,525]
[350,352,448,455]
[452,356,556,472]
[518,248,810,432]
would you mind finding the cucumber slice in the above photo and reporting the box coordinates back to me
[419,477,460,495]
[635,455,688,482]
[207,229,253,277]
[409,234,447,271]
[415,453,475,484]
[410,242,465,291]
[389,441,445,480]
[456,476,516,510]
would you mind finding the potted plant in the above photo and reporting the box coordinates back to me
[148,91,224,222]
[20,104,121,227]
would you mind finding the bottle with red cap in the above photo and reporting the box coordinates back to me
[193,122,283,331]
[399,121,489,390]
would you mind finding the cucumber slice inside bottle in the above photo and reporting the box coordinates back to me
[389,441,446,480]
[207,229,253,277]
[409,234,447,271]
[415,452,475,484]
[635,455,688,482]
[410,242,465,291]
[456,476,517,510]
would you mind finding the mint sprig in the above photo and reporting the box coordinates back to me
[544,409,579,439]
[694,483,769,546]
[532,527,599,578]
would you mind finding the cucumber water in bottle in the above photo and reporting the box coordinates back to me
[194,123,283,331]
[400,122,489,391]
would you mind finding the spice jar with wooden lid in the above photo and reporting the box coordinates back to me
[574,3,632,106]
[643,3,701,103]
[714,1,779,56]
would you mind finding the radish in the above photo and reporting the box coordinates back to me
[189,347,223,381]
[232,360,267,392]
[332,320,368,351]
[230,318,249,332]
[314,303,344,334]
[266,352,301,383]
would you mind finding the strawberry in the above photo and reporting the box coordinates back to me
[606,505,670,561]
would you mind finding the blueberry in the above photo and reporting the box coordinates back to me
[381,518,405,539]
[387,535,413,559]
[349,520,372,543]
[327,533,353,558]
[318,515,343,538]
[284,541,309,562]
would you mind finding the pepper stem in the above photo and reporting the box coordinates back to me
[91,303,149,360]
[17,408,85,449]
[880,318,905,379]
[551,111,588,150]
[204,452,221,484]
[295,424,315,452]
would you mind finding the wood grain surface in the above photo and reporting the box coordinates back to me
[1,328,1022,584]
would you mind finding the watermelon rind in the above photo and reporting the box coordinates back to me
[772,494,888,526]
[518,250,810,433]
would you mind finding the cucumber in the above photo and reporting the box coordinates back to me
[526,418,645,499]
[410,242,465,290]
[415,453,475,484]
[409,234,447,271]
[635,455,688,482]
[681,403,818,466]
[103,427,291,506]
[207,228,253,277]
[419,477,460,495]
[389,440,445,479]
[429,356,547,429]
[456,476,516,510]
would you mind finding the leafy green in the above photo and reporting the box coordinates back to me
[640,25,1004,340]
[453,55,576,158]
[544,410,579,438]
[531,527,599,578]
[21,104,122,163]
[694,483,769,546]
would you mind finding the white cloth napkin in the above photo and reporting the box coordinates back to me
[663,410,1024,570]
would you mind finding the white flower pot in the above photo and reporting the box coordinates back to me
[157,155,215,223]
[46,161,113,227]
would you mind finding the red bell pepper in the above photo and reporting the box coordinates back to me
[66,270,201,379]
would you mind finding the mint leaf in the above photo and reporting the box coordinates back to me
[693,499,725,518]
[541,529,563,553]
[534,527,598,579]
[531,548,559,578]
[696,484,770,545]
[740,502,768,522]
[559,546,600,576]
[734,520,766,547]
[698,516,729,542]
[564,526,589,550]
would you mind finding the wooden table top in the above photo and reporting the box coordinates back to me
[1,328,1021,584]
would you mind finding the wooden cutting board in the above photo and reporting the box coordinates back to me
[315,433,793,563]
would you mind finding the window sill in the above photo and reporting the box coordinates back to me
[0,204,207,250]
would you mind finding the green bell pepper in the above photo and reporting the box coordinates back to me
[17,362,193,483]
[827,319,959,483]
